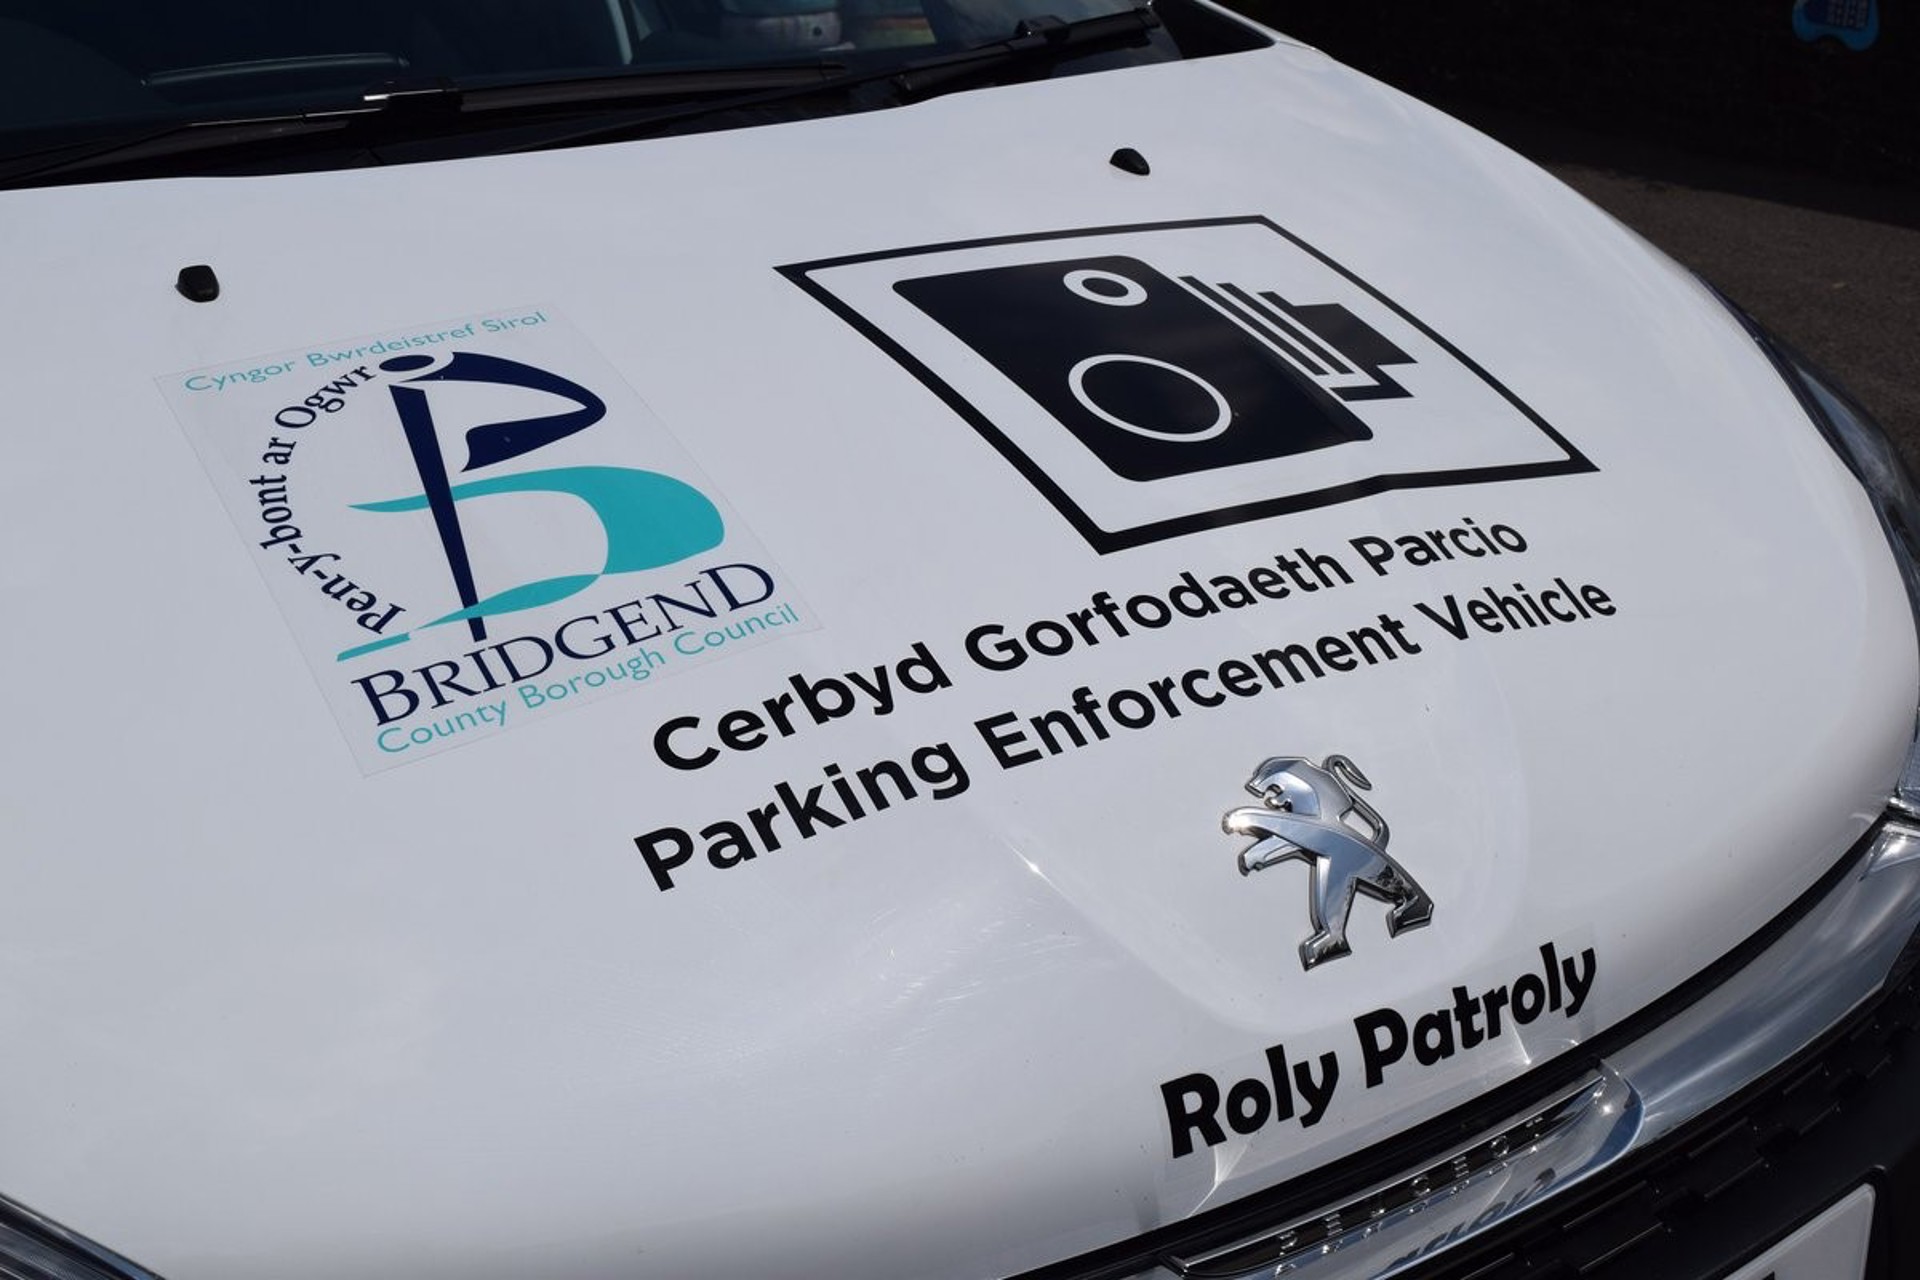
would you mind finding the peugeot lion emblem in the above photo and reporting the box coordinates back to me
[1224,755,1434,970]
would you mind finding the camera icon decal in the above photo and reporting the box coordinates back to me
[781,217,1592,552]
[893,255,1407,481]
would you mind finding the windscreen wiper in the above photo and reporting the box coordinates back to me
[0,10,1155,186]
[492,7,1160,156]
[0,62,848,187]
[888,7,1161,99]
[0,111,363,186]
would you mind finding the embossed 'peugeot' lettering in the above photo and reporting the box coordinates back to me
[1223,754,1434,969]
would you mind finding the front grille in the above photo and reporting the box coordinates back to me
[1174,1081,1599,1278]
[1408,932,1920,1280]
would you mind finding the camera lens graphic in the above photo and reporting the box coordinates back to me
[1068,354,1232,442]
[1062,268,1148,307]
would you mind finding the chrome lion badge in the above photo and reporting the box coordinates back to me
[1224,755,1434,969]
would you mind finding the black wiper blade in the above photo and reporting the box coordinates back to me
[498,7,1159,156]
[0,63,848,186]
[889,7,1160,99]
[0,11,1152,185]
[0,110,365,186]
[457,62,849,113]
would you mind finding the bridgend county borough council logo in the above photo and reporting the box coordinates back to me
[165,307,812,772]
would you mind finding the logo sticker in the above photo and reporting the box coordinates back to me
[1225,755,1434,969]
[165,308,812,771]
[783,217,1593,552]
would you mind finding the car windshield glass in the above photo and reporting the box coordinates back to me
[0,0,1182,161]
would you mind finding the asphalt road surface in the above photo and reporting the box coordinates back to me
[1452,109,1920,475]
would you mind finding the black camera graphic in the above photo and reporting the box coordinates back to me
[894,255,1409,482]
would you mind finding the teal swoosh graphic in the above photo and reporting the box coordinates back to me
[336,466,726,661]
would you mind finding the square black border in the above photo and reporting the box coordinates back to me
[779,215,1597,554]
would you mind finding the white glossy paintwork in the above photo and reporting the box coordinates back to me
[0,23,1914,1280]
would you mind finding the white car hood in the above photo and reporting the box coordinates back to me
[1,34,1914,1280]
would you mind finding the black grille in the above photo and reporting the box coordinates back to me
[1411,939,1920,1280]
